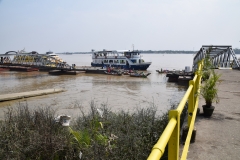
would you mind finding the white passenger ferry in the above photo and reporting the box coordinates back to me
[46,51,64,63]
[91,50,151,70]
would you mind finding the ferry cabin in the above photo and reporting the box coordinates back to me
[91,50,151,70]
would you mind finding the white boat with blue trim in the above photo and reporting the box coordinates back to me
[91,50,151,70]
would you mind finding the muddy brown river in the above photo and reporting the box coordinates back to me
[0,54,195,119]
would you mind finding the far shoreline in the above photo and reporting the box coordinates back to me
[57,49,240,55]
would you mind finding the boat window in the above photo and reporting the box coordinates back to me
[104,60,108,63]
[114,60,119,63]
[109,60,113,63]
[131,59,136,63]
[120,60,125,64]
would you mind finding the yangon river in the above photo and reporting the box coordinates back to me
[0,53,206,119]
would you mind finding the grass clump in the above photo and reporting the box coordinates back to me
[0,101,188,159]
[0,104,76,160]
[70,101,170,159]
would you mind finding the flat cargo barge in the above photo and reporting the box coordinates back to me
[166,71,194,82]
[49,70,85,75]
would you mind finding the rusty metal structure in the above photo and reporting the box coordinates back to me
[0,51,71,69]
[193,45,240,71]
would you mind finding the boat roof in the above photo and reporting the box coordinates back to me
[93,50,140,53]
[46,51,57,56]
[93,50,118,53]
[46,51,54,54]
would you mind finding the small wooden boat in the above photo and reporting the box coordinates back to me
[129,72,151,78]
[123,70,134,75]
[104,71,122,76]
[156,69,169,73]
[49,70,78,75]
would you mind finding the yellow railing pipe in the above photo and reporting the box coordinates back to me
[148,60,203,160]
[182,61,203,159]
[188,81,195,127]
[168,110,180,160]
[148,85,195,160]
[148,117,177,160]
[176,85,193,115]
[181,93,200,160]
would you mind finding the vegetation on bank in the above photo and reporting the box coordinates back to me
[57,48,240,54]
[0,101,188,160]
[140,48,240,54]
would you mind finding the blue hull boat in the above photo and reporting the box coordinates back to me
[91,50,151,70]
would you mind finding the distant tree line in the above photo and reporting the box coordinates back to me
[233,48,240,54]
[58,48,240,54]
[139,50,194,54]
[139,48,240,54]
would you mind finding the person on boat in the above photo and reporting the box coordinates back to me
[102,61,104,69]
[71,64,76,70]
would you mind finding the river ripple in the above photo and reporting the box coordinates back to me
[0,54,194,119]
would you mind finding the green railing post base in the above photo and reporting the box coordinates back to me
[181,126,197,144]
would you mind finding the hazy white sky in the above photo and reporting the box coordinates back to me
[0,0,239,53]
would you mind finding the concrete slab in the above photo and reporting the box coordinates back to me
[0,88,65,102]
[181,69,240,160]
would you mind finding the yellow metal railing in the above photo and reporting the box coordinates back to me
[148,61,203,160]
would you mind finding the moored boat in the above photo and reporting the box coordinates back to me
[104,67,123,76]
[156,69,169,73]
[49,70,79,75]
[91,50,151,70]
[129,71,151,78]
[104,71,122,76]
[123,69,134,75]
[45,51,64,63]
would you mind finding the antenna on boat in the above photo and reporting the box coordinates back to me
[132,44,134,51]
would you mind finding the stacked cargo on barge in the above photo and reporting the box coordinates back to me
[91,50,151,70]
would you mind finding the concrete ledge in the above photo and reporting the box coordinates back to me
[183,69,240,160]
[0,89,65,102]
